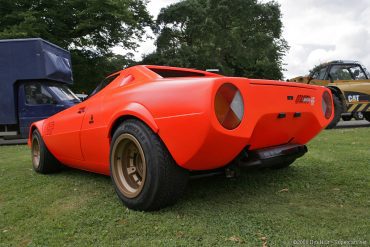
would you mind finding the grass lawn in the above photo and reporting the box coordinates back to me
[0,128,369,246]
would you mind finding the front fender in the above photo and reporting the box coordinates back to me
[28,120,45,146]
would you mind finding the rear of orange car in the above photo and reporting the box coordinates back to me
[154,77,333,170]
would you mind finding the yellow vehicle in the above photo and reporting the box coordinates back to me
[289,60,370,128]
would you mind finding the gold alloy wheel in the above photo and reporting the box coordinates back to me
[111,134,147,199]
[32,137,41,169]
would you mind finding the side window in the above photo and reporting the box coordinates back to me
[329,65,352,80]
[318,67,327,80]
[25,83,56,105]
[311,67,327,80]
[349,66,366,80]
[311,70,320,79]
[90,74,119,97]
[360,64,370,79]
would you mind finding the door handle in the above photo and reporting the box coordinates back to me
[77,107,85,114]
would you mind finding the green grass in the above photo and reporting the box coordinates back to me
[0,128,369,246]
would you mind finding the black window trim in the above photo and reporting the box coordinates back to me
[88,73,120,99]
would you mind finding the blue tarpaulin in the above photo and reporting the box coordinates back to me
[0,38,73,125]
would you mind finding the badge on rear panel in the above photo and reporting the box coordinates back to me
[296,95,315,106]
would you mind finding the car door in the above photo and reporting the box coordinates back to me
[79,93,108,172]
[79,74,120,171]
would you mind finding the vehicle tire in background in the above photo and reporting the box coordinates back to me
[31,129,62,173]
[365,113,370,122]
[110,119,189,211]
[326,94,343,129]
[342,115,352,121]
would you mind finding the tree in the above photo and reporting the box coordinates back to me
[142,0,288,80]
[0,0,152,92]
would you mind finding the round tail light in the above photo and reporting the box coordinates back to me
[322,91,332,119]
[215,83,244,130]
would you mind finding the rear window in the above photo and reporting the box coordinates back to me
[149,68,206,78]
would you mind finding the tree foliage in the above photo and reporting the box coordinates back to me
[0,0,152,92]
[142,0,288,79]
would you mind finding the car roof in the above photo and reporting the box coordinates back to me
[327,60,359,64]
[312,60,362,72]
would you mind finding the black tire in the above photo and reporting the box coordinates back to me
[365,113,370,122]
[31,129,62,173]
[110,119,189,211]
[342,115,352,121]
[326,94,343,129]
[270,159,295,169]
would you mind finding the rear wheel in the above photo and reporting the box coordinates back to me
[110,119,189,211]
[31,129,62,173]
[326,94,343,129]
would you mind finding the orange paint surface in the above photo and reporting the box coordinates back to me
[28,65,333,175]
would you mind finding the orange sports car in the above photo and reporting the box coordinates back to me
[28,65,333,211]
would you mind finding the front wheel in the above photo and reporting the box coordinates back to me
[31,129,62,173]
[326,94,343,129]
[110,119,189,211]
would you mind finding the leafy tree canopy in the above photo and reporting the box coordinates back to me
[142,0,288,80]
[0,0,152,92]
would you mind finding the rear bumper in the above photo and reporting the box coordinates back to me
[237,144,307,168]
